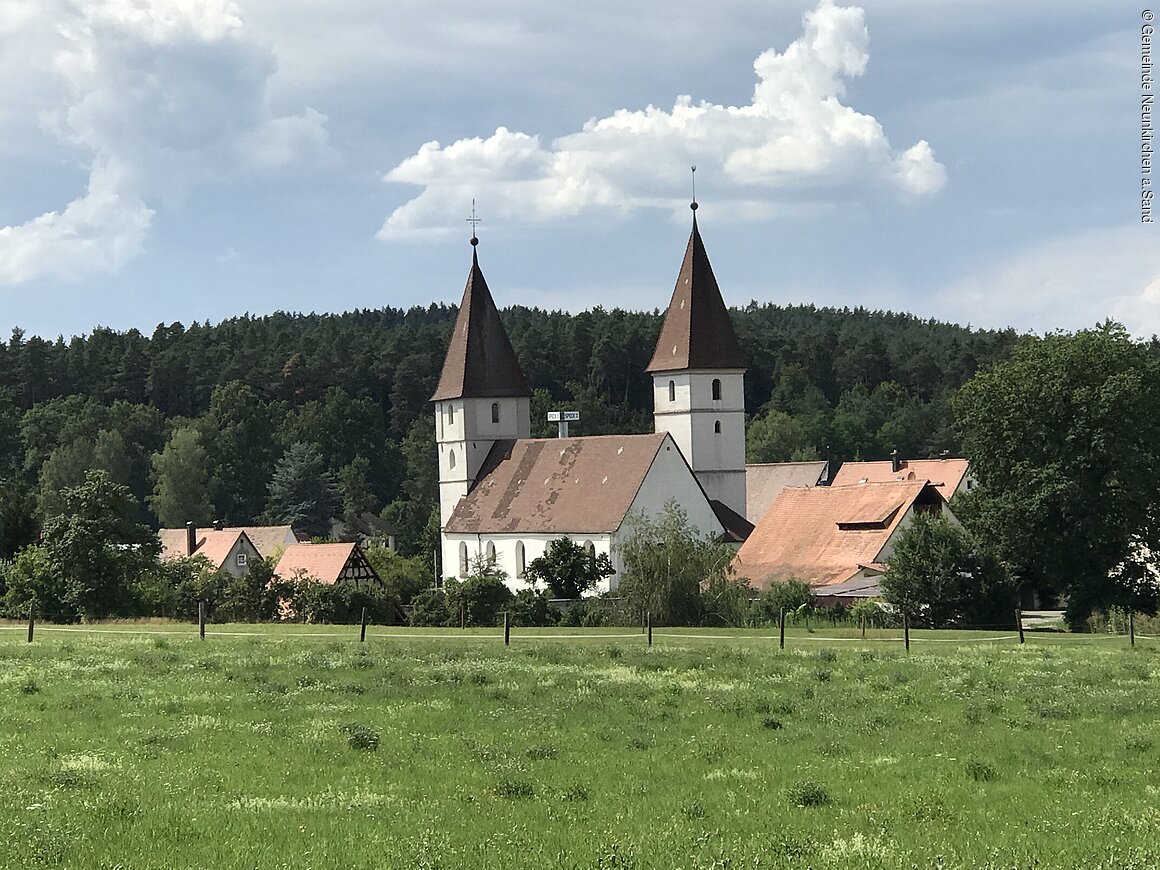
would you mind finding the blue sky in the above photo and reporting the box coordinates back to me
[0,0,1155,339]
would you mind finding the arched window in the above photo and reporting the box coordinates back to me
[485,540,496,565]
[447,404,455,424]
[711,378,722,401]
[714,420,721,434]
[449,450,456,470]
[583,540,595,558]
[516,541,526,578]
[491,402,500,423]
[668,380,675,402]
[458,542,468,577]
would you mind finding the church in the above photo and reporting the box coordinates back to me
[433,204,753,592]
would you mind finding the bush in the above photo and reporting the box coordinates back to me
[509,589,559,627]
[287,579,399,624]
[342,724,380,752]
[444,557,513,627]
[524,538,614,599]
[752,580,812,625]
[786,780,830,808]
[409,588,451,626]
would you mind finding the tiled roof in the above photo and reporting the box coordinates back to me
[274,543,359,585]
[431,245,531,401]
[831,458,971,501]
[710,499,754,543]
[646,216,746,373]
[444,434,669,535]
[159,525,296,560]
[731,481,943,590]
[158,528,246,569]
[745,461,829,523]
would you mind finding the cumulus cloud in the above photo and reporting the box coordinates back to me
[0,0,329,285]
[380,0,944,239]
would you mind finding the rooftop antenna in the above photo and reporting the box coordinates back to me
[466,199,481,246]
[690,165,698,213]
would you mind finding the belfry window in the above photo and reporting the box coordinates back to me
[714,420,721,434]
[668,380,675,403]
[449,450,456,470]
[711,378,722,401]
[491,402,500,423]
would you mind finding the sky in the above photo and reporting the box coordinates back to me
[0,0,1156,340]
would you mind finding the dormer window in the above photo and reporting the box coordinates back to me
[711,378,722,401]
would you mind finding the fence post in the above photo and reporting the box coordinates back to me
[641,610,646,635]
[860,615,866,641]
[903,612,910,652]
[1016,608,1025,644]
[1130,611,1136,647]
[198,600,206,640]
[359,606,368,643]
[778,608,786,651]
[503,610,510,646]
[647,611,652,647]
[460,607,465,630]
[27,603,34,644]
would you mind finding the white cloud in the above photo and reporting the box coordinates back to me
[938,224,1160,336]
[0,0,329,285]
[380,0,945,240]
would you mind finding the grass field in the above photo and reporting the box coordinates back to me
[1,624,1158,869]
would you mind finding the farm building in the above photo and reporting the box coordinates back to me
[158,524,262,577]
[731,480,954,602]
[831,455,974,502]
[273,542,381,589]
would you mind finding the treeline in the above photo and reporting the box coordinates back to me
[0,302,1026,561]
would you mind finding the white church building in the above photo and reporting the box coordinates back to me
[434,206,753,592]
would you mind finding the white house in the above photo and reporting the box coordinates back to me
[433,209,752,592]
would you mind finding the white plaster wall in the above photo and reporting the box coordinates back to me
[624,434,725,541]
[442,532,615,593]
[222,536,262,578]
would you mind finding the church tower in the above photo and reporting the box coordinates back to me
[647,203,748,518]
[432,237,531,533]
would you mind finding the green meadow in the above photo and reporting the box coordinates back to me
[1,624,1158,869]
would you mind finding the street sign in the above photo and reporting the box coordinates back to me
[546,410,580,422]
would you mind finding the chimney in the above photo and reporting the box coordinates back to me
[891,450,902,474]
[186,521,197,556]
[213,518,224,531]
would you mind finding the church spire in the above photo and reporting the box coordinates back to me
[431,237,531,401]
[646,202,746,373]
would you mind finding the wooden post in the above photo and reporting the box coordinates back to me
[1016,608,1025,644]
[27,603,34,644]
[860,615,866,640]
[1130,611,1136,647]
[641,610,646,635]
[903,612,910,652]
[460,607,465,630]
[646,611,652,647]
[198,600,205,641]
[503,610,510,646]
[778,608,786,651]
[359,606,368,643]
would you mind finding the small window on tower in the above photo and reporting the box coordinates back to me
[449,450,456,470]
[714,420,721,434]
[491,402,500,423]
[447,404,455,425]
[712,378,722,401]
[668,380,675,402]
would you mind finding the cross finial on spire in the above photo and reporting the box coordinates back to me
[466,199,481,246]
[690,165,698,212]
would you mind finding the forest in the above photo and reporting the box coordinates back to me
[0,301,1027,562]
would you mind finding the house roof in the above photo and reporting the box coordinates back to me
[444,433,670,535]
[830,458,970,501]
[274,542,361,585]
[159,524,296,560]
[710,499,754,543]
[731,480,943,590]
[646,215,747,373]
[431,243,531,401]
[745,461,829,523]
[158,528,250,569]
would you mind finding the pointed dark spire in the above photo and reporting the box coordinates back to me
[432,240,531,401]
[646,210,746,373]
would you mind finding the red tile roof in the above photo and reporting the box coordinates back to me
[831,458,971,501]
[158,528,248,569]
[647,216,746,373]
[431,245,530,401]
[745,461,829,523]
[731,481,943,590]
[445,434,669,535]
[274,543,361,585]
[159,525,296,560]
